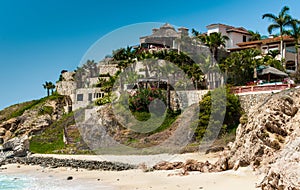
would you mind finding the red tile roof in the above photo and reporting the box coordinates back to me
[237,36,295,47]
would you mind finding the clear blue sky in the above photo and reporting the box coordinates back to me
[1,0,300,110]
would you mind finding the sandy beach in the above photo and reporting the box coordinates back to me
[0,153,263,190]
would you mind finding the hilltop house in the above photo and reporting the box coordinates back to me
[139,23,189,50]
[206,23,252,49]
[229,36,300,72]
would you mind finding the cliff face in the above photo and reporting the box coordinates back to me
[225,88,300,189]
[0,96,67,144]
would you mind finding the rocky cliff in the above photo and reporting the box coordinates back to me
[152,88,300,189]
[224,88,300,189]
[0,96,67,144]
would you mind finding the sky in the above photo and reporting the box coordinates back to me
[0,0,300,110]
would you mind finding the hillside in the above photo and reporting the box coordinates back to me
[0,94,89,154]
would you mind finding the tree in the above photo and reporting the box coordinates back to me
[248,30,262,41]
[201,32,229,63]
[43,81,55,97]
[285,19,300,70]
[220,49,261,85]
[48,82,56,95]
[262,6,292,65]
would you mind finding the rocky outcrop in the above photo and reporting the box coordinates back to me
[226,89,300,170]
[224,88,300,189]
[0,97,67,144]
[152,88,300,189]
[0,135,29,160]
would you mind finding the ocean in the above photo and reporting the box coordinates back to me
[0,174,114,190]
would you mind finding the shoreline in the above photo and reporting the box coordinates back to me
[0,153,263,190]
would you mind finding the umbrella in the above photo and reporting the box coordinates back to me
[257,66,288,77]
[257,66,288,82]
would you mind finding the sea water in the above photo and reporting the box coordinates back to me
[0,174,114,190]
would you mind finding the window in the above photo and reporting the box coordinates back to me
[88,93,93,101]
[94,93,104,98]
[243,35,247,42]
[77,94,83,101]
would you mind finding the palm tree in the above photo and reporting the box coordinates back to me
[285,19,300,70]
[43,82,50,97]
[48,82,56,95]
[262,6,292,64]
[267,49,280,59]
[248,30,262,41]
[201,32,229,63]
[43,81,55,96]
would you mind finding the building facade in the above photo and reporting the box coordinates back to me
[229,36,300,72]
[206,23,252,49]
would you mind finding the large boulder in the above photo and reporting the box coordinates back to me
[2,135,29,158]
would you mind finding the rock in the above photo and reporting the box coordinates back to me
[205,146,224,154]
[0,118,19,130]
[67,176,73,180]
[0,128,6,136]
[2,135,29,158]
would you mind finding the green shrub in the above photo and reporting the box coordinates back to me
[29,112,74,153]
[195,87,242,141]
[38,106,54,115]
[132,111,151,121]
[129,88,166,113]
[95,95,111,106]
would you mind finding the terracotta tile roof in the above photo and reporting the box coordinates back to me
[237,36,295,47]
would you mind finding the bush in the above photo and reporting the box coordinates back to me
[129,88,166,113]
[38,106,54,115]
[95,95,111,106]
[195,87,242,141]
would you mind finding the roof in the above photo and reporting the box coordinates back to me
[226,27,250,35]
[141,23,179,38]
[237,36,295,47]
[206,23,250,35]
[257,66,288,77]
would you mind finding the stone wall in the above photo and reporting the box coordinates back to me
[170,90,209,110]
[237,92,272,113]
[99,64,119,76]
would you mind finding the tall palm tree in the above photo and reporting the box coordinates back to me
[285,19,300,71]
[262,6,292,64]
[43,82,50,97]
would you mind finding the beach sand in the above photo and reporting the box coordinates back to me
[0,153,263,190]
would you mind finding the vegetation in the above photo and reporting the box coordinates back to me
[192,30,229,62]
[29,112,74,153]
[220,49,260,85]
[285,19,300,70]
[129,88,166,113]
[262,6,292,63]
[248,30,262,41]
[42,81,56,96]
[6,93,64,119]
[0,101,37,122]
[195,88,242,141]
